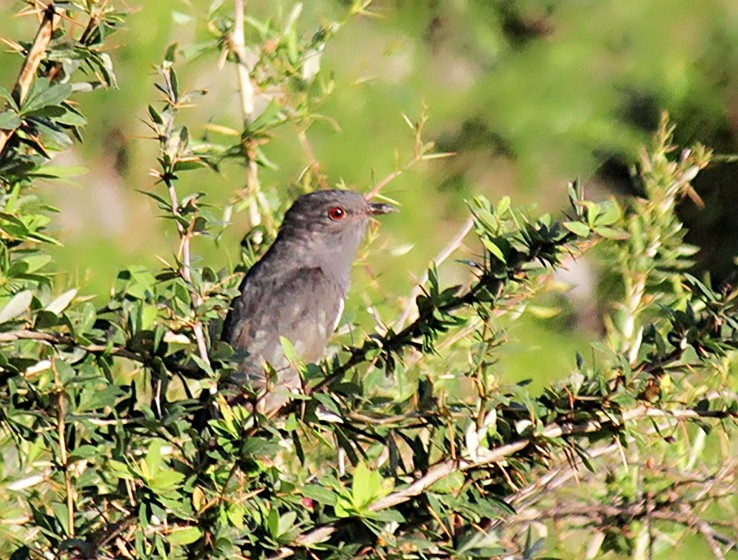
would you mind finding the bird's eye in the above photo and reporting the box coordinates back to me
[328,206,346,221]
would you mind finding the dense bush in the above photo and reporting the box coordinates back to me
[0,2,736,559]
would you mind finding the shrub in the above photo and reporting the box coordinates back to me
[0,3,736,559]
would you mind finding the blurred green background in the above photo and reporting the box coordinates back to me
[2,0,738,392]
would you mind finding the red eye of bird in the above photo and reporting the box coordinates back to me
[328,206,345,221]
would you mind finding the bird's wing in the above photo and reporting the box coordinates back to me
[222,265,344,374]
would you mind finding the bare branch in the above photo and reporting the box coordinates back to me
[232,0,255,121]
[232,0,261,231]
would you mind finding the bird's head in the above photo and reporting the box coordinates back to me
[279,190,396,256]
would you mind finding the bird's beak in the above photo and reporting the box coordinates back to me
[368,202,398,216]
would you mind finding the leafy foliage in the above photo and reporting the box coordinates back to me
[0,3,737,560]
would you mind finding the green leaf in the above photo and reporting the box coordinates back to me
[0,86,13,103]
[148,104,163,125]
[429,471,465,493]
[21,82,73,115]
[143,439,164,479]
[51,502,70,536]
[0,290,33,323]
[496,195,511,215]
[168,526,202,545]
[17,254,52,274]
[480,238,507,263]
[593,200,621,226]
[0,111,21,130]
[562,221,590,237]
[29,166,89,179]
[171,160,202,173]
[249,100,285,131]
[280,336,298,364]
[351,461,391,510]
[593,226,629,240]
[302,485,337,505]
[277,511,297,537]
[45,289,78,315]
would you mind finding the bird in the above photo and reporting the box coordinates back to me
[221,189,396,414]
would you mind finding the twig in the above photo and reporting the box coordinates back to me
[365,168,403,201]
[51,356,75,538]
[297,128,326,187]
[165,181,210,366]
[152,64,211,368]
[678,502,727,560]
[395,216,474,329]
[365,110,454,201]
[0,329,141,361]
[0,328,203,379]
[0,2,62,156]
[308,229,580,396]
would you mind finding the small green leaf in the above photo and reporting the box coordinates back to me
[562,221,591,237]
[0,111,21,130]
[0,290,33,323]
[280,336,298,364]
[51,502,70,536]
[0,86,13,102]
[481,238,507,263]
[45,289,77,315]
[352,461,389,510]
[148,104,163,125]
[302,484,337,505]
[429,470,465,493]
[22,82,73,115]
[249,100,285,131]
[593,200,621,226]
[593,226,629,240]
[496,195,511,215]
[277,511,297,537]
[168,526,202,545]
[143,439,164,478]
[29,166,89,179]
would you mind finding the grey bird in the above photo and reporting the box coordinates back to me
[221,189,396,413]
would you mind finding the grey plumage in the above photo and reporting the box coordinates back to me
[221,189,395,413]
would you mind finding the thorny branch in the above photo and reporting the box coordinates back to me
[395,216,475,329]
[271,405,738,558]
[0,2,62,156]
[155,65,211,369]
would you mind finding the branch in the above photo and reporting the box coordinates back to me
[395,216,475,329]
[165,180,210,367]
[365,110,454,201]
[153,63,211,369]
[232,0,255,121]
[513,500,737,559]
[51,356,74,538]
[0,2,62,156]
[308,228,581,396]
[273,404,738,557]
[0,329,202,378]
[0,329,141,362]
[231,0,262,232]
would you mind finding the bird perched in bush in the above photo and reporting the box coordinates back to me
[221,190,396,414]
